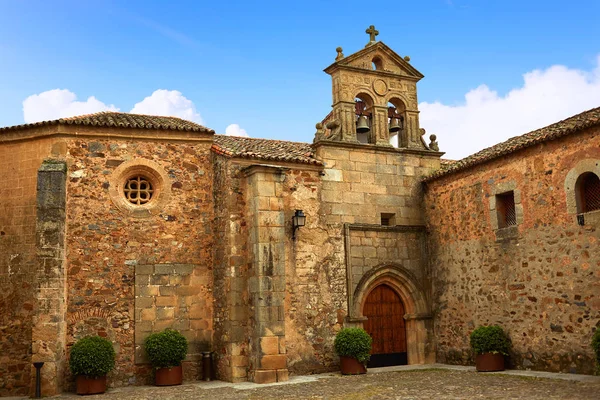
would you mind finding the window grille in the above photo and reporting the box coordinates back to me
[124,176,154,205]
[582,173,600,213]
[496,191,516,228]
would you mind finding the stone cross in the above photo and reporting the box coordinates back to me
[366,25,379,45]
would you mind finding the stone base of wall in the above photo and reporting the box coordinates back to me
[437,349,596,375]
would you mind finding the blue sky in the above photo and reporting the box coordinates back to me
[1,1,599,159]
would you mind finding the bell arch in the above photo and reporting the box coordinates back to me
[354,92,375,144]
[351,264,434,365]
[387,97,406,148]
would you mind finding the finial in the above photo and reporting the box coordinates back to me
[404,55,411,62]
[429,134,439,152]
[365,25,379,47]
[313,122,325,143]
[335,47,344,61]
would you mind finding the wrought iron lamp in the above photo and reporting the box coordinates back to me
[292,210,306,239]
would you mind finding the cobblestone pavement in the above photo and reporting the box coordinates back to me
[51,369,600,400]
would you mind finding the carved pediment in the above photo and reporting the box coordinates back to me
[325,42,424,81]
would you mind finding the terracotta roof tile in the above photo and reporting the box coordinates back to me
[0,111,214,133]
[425,106,600,182]
[212,135,322,165]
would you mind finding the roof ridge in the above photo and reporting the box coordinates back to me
[214,134,311,146]
[425,105,600,181]
[0,111,213,133]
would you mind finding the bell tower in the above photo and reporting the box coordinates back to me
[316,26,430,150]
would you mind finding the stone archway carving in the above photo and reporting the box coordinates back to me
[350,264,434,365]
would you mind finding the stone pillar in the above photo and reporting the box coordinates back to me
[244,165,288,384]
[334,101,358,143]
[31,159,67,396]
[372,105,392,146]
[404,110,422,149]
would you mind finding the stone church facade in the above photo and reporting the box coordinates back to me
[0,29,599,396]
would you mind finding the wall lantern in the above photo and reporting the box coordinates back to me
[292,210,306,239]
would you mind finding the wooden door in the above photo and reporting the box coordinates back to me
[363,284,407,367]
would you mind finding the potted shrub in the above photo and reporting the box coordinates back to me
[145,328,188,386]
[70,336,116,395]
[470,325,510,372]
[592,328,600,375]
[334,327,372,375]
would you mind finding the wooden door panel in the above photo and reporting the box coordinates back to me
[363,285,407,355]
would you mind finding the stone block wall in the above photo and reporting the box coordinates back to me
[347,227,428,295]
[212,144,440,377]
[0,134,59,396]
[63,133,214,388]
[212,157,250,382]
[315,142,440,226]
[245,165,288,384]
[32,160,68,396]
[134,263,212,370]
[424,125,600,374]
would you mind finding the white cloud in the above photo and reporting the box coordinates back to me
[22,89,118,123]
[225,123,249,137]
[419,55,600,160]
[130,89,202,123]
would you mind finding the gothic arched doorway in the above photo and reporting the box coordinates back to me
[363,284,407,367]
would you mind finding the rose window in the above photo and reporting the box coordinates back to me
[124,176,154,205]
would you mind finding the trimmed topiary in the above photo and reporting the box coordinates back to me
[470,325,510,356]
[70,336,116,377]
[592,328,600,375]
[144,329,188,369]
[334,327,373,365]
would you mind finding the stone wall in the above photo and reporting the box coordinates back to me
[63,133,214,388]
[211,143,441,379]
[134,263,212,367]
[32,160,68,396]
[424,125,600,374]
[212,157,250,382]
[0,134,58,396]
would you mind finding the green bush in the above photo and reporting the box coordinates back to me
[592,329,600,374]
[334,328,372,365]
[69,336,116,377]
[144,329,188,369]
[470,325,510,356]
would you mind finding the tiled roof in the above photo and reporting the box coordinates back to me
[212,135,323,165]
[424,106,600,181]
[0,111,214,133]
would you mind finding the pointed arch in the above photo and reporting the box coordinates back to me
[351,264,434,365]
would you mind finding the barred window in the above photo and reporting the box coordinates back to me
[496,191,516,228]
[124,176,154,205]
[576,172,600,214]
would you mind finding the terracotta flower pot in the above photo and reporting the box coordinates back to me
[340,356,367,375]
[475,353,505,372]
[155,365,183,386]
[76,375,107,395]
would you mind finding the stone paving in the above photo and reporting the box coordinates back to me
[42,365,600,400]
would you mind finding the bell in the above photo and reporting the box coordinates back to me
[356,116,370,133]
[389,117,401,133]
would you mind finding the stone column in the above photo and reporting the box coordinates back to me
[31,159,67,396]
[372,105,392,146]
[333,101,358,143]
[404,110,423,149]
[244,165,288,384]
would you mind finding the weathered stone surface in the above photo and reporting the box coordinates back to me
[424,125,600,375]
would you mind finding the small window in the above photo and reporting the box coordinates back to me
[124,175,154,205]
[496,191,516,228]
[381,213,395,226]
[575,172,600,214]
[372,56,383,70]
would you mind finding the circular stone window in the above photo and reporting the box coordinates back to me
[108,159,171,218]
[124,175,154,205]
